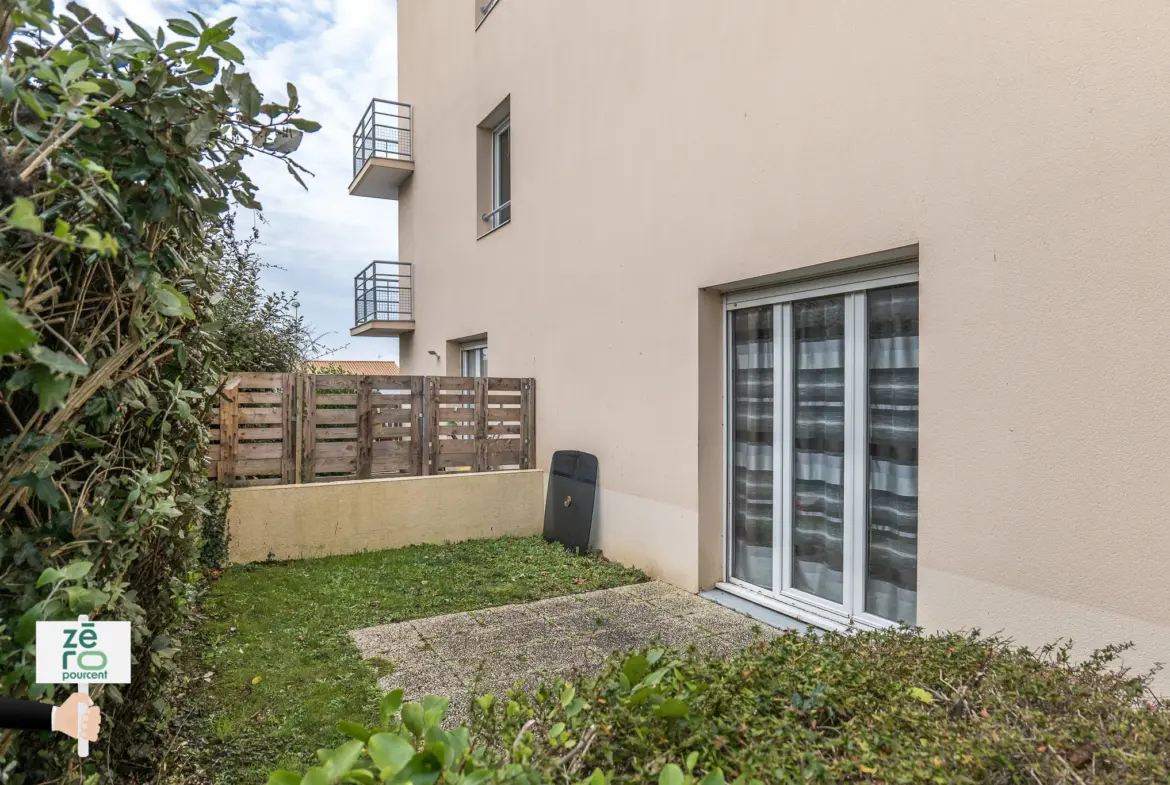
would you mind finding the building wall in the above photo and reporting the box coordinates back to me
[394,0,1170,679]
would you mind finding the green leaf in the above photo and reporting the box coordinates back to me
[150,284,196,319]
[659,764,684,785]
[29,345,89,376]
[686,752,699,773]
[391,752,441,785]
[192,56,219,75]
[338,721,370,742]
[61,561,93,581]
[341,771,375,785]
[287,81,298,107]
[324,740,364,779]
[8,197,43,233]
[266,772,301,785]
[586,770,607,785]
[366,732,413,774]
[31,367,70,410]
[211,40,245,63]
[36,567,61,588]
[380,688,404,727]
[66,586,110,614]
[560,684,576,707]
[269,128,303,153]
[239,81,262,119]
[421,694,448,727]
[125,18,157,46]
[0,299,39,355]
[289,117,322,132]
[116,78,137,97]
[647,648,665,666]
[167,17,200,36]
[623,655,650,686]
[547,722,566,742]
[909,687,934,704]
[14,605,42,645]
[655,698,689,719]
[0,69,15,101]
[63,56,89,85]
[698,769,726,785]
[299,768,329,785]
[400,702,425,737]
[186,112,217,147]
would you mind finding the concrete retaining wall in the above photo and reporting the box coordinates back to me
[227,469,545,563]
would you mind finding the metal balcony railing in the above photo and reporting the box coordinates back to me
[352,99,413,177]
[355,261,413,326]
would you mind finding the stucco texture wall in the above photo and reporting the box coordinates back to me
[394,0,1170,680]
[227,470,545,564]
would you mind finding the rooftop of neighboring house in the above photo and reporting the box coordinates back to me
[304,360,400,375]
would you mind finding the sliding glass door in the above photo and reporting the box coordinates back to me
[726,270,919,627]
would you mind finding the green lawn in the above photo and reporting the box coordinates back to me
[174,536,645,783]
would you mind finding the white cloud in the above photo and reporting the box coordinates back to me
[86,0,402,361]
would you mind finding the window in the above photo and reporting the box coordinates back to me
[490,117,511,228]
[725,265,919,629]
[460,341,488,377]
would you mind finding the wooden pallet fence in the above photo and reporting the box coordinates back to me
[210,372,297,487]
[213,374,535,486]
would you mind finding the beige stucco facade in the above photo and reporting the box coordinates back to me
[228,470,544,563]
[379,1,1170,681]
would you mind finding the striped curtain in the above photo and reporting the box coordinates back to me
[865,285,919,624]
[730,306,773,589]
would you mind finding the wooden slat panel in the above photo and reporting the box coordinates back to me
[522,378,536,469]
[303,377,317,481]
[313,374,362,389]
[433,377,474,390]
[437,441,476,458]
[281,372,295,485]
[366,376,411,389]
[238,392,283,404]
[357,378,373,480]
[317,426,357,440]
[235,458,283,474]
[238,426,283,440]
[219,382,239,487]
[411,376,424,476]
[434,393,475,404]
[484,408,521,421]
[486,394,522,405]
[488,378,522,392]
[372,426,411,439]
[315,442,357,459]
[371,460,413,474]
[488,452,523,469]
[208,460,218,479]
[372,441,414,458]
[238,408,284,425]
[474,377,488,472]
[436,455,474,470]
[233,372,285,389]
[488,439,522,454]
[370,409,414,425]
[371,393,412,405]
[438,425,476,436]
[425,377,440,475]
[317,394,358,405]
[488,425,522,436]
[315,408,358,425]
[239,443,282,460]
[314,457,356,473]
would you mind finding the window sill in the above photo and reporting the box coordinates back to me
[475,0,501,31]
[477,218,510,241]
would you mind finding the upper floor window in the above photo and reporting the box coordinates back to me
[461,341,488,377]
[491,117,511,228]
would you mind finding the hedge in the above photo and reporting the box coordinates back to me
[268,628,1168,784]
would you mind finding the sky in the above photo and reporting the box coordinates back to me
[87,0,402,361]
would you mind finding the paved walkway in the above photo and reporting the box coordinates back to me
[350,581,779,722]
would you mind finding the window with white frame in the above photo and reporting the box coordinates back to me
[724,264,919,629]
[460,341,488,377]
[490,117,510,228]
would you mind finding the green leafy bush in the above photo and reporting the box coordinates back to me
[270,629,1168,784]
[0,1,314,780]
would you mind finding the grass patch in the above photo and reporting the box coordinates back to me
[172,536,644,783]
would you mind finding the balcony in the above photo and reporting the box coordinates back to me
[351,262,414,337]
[350,99,413,200]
